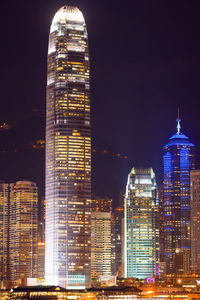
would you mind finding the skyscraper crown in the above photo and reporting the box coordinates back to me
[51,6,84,33]
[163,117,194,148]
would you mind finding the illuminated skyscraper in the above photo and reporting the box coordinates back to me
[0,183,13,283]
[45,6,91,288]
[9,181,38,285]
[163,118,195,273]
[0,181,38,288]
[124,168,158,279]
[190,170,200,271]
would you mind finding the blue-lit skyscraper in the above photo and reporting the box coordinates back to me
[124,168,159,279]
[163,118,195,274]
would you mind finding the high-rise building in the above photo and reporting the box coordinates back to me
[0,183,13,284]
[0,181,38,288]
[124,167,158,279]
[158,184,165,263]
[45,6,91,288]
[91,197,113,281]
[190,169,200,271]
[163,118,195,274]
[111,206,124,276]
[91,212,112,282]
[9,181,38,285]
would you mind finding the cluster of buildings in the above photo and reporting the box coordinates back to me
[1,4,200,299]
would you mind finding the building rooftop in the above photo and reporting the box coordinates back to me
[12,286,80,293]
[163,118,194,148]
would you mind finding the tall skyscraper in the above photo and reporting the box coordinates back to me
[163,118,195,274]
[45,6,91,288]
[0,183,13,284]
[91,212,112,282]
[9,181,38,286]
[190,169,200,271]
[124,167,158,279]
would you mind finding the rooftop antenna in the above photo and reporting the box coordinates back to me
[176,107,181,134]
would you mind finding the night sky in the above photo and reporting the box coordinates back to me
[1,0,200,204]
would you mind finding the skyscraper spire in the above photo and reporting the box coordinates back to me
[176,108,181,134]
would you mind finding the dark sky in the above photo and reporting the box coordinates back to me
[1,0,200,204]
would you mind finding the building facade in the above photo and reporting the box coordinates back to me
[158,185,165,263]
[163,119,195,273]
[124,167,158,279]
[9,181,38,285]
[37,242,45,280]
[111,206,124,276]
[45,6,91,288]
[0,181,38,287]
[91,212,112,283]
[37,196,45,279]
[91,196,112,213]
[0,183,13,283]
[190,169,200,271]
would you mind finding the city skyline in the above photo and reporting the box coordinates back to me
[1,2,200,293]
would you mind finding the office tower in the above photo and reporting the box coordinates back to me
[91,212,112,282]
[9,181,38,285]
[163,118,195,274]
[111,206,124,276]
[0,183,13,283]
[45,6,91,288]
[124,167,158,279]
[190,170,200,271]
[0,183,8,283]
[92,196,112,212]
[158,185,165,263]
